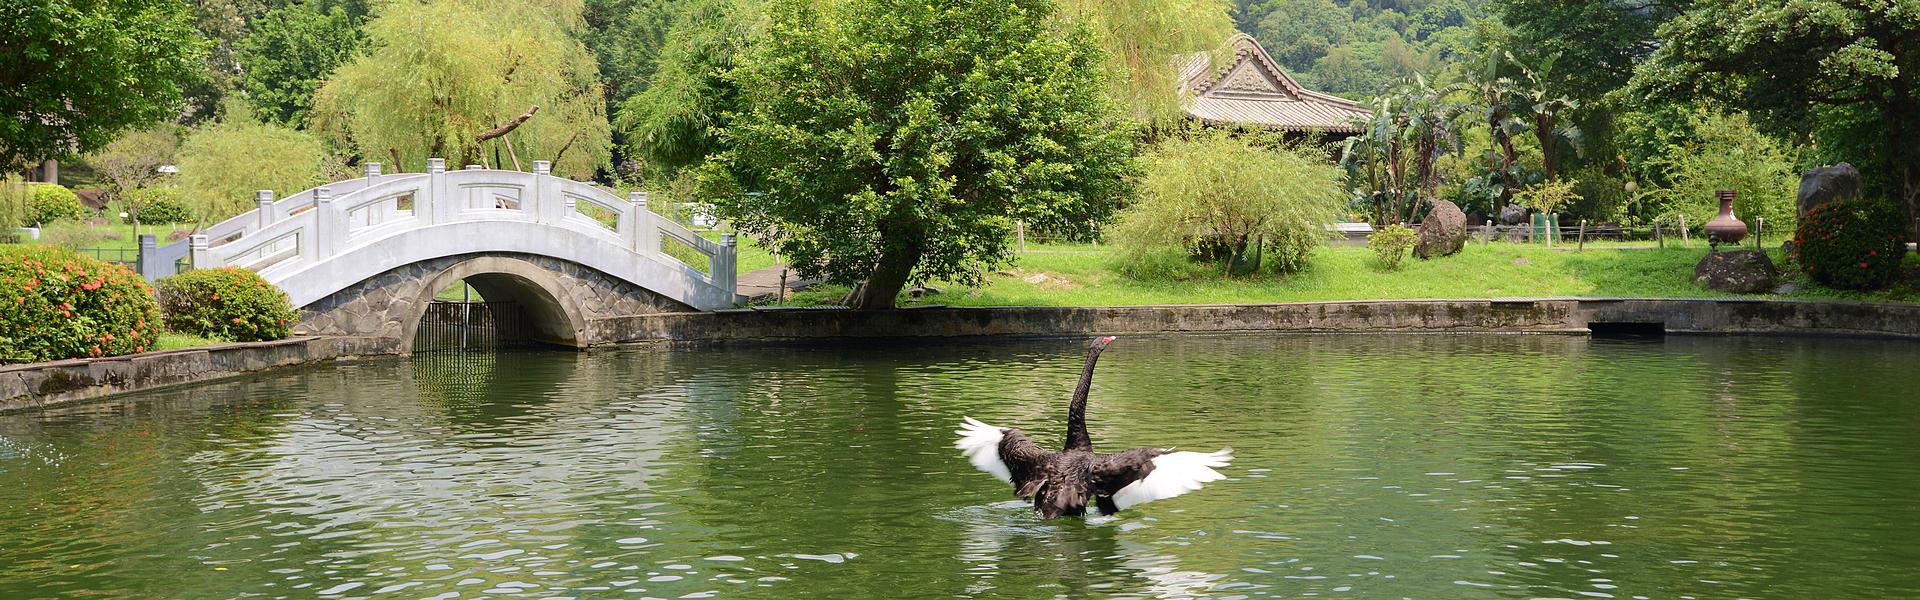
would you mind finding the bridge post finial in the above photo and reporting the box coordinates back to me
[533,160,551,175]
[722,233,737,248]
[365,162,381,178]
[314,187,338,258]
[629,191,648,210]
[255,190,275,229]
[427,158,446,174]
[189,234,208,270]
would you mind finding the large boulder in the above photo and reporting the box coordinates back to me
[1693,249,1778,293]
[1498,203,1526,225]
[1797,162,1860,215]
[1414,200,1469,259]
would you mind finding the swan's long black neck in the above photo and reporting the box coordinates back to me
[1064,337,1112,452]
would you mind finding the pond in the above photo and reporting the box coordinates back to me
[2,334,1918,598]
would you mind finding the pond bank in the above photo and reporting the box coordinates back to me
[7,297,1919,413]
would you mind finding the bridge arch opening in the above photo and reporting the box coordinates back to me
[400,257,591,352]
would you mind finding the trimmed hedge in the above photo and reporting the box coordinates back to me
[1793,200,1910,290]
[157,267,297,342]
[29,184,89,226]
[124,187,194,224]
[0,245,162,363]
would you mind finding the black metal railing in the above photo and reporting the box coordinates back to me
[412,301,530,353]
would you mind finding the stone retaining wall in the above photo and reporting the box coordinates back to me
[593,298,1920,344]
[6,298,1917,414]
[0,336,388,414]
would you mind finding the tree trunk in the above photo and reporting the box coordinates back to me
[1494,127,1520,202]
[1533,114,1558,182]
[1891,88,1920,242]
[843,236,923,310]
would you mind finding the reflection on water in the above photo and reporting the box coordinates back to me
[2,334,1920,598]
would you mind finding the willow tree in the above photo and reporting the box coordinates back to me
[702,0,1137,310]
[311,0,611,178]
[178,108,333,222]
[1055,0,1236,124]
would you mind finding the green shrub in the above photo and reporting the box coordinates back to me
[0,245,162,363]
[0,175,30,228]
[28,184,89,226]
[35,222,111,248]
[1793,200,1909,290]
[1368,224,1418,270]
[1113,129,1344,277]
[156,267,298,342]
[124,188,194,224]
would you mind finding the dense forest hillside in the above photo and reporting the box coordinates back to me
[1234,0,1489,99]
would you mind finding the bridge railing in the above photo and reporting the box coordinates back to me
[184,158,737,298]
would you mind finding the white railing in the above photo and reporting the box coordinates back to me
[191,158,738,309]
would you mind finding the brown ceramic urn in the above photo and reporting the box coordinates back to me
[1704,189,1748,246]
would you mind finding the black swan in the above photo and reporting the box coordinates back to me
[955,336,1232,519]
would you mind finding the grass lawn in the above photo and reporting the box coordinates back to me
[154,331,219,351]
[777,241,1920,307]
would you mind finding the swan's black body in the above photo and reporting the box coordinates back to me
[957,337,1232,519]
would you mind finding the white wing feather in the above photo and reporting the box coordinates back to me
[954,416,1012,484]
[1111,448,1233,510]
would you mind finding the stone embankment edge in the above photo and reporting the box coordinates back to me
[6,298,1917,414]
[592,298,1920,344]
[0,336,391,414]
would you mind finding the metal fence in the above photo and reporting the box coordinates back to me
[412,301,530,353]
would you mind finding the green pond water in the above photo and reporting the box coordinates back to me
[2,334,1918,599]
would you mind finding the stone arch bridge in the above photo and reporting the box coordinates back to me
[176,159,738,352]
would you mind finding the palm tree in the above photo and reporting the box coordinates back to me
[1507,52,1584,183]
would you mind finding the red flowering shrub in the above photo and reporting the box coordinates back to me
[1793,200,1910,290]
[0,245,162,363]
[156,267,296,342]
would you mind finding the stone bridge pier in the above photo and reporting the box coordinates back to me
[299,253,693,353]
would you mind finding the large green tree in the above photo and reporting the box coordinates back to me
[1635,0,1920,239]
[701,0,1138,309]
[0,0,204,169]
[311,0,611,177]
[1055,0,1237,124]
[614,0,757,178]
[234,0,366,126]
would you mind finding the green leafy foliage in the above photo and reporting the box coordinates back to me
[0,0,204,169]
[27,184,89,226]
[178,110,332,223]
[156,267,297,342]
[1116,130,1343,277]
[0,245,163,363]
[1650,110,1800,231]
[312,0,612,178]
[1633,0,1920,239]
[124,188,194,224]
[1368,223,1418,270]
[1513,178,1578,215]
[614,0,756,177]
[85,126,184,206]
[1239,0,1487,99]
[701,0,1138,309]
[1793,200,1910,291]
[0,176,29,230]
[235,2,366,126]
[1055,0,1236,123]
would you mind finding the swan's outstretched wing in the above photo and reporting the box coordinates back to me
[955,417,1051,494]
[1093,447,1233,512]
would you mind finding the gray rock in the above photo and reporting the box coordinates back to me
[1414,200,1469,259]
[1512,257,1530,266]
[1498,204,1526,225]
[1797,162,1860,215]
[1773,283,1799,295]
[1694,249,1778,293]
